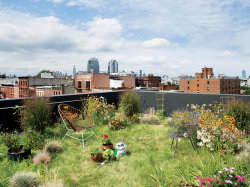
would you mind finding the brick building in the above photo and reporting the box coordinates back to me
[179,68,240,94]
[1,84,19,98]
[19,76,73,97]
[136,74,161,88]
[75,73,135,93]
[160,82,177,91]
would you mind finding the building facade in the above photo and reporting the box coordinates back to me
[242,70,246,79]
[87,58,99,73]
[179,67,240,94]
[108,60,118,74]
[75,73,135,93]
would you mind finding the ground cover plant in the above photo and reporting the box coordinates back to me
[0,96,249,186]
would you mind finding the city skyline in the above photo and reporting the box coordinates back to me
[0,1,250,77]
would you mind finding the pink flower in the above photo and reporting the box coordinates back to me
[199,185,203,187]
[197,176,201,179]
[215,178,218,182]
[208,184,211,187]
[238,176,245,182]
[200,178,206,184]
[207,177,212,182]
[224,168,229,172]
[230,169,234,174]
[218,171,223,175]
[225,180,233,184]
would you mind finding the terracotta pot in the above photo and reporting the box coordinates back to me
[7,147,31,161]
[91,153,103,162]
[102,144,113,151]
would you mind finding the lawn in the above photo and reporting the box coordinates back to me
[1,122,248,186]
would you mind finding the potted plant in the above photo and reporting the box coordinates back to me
[103,149,115,160]
[90,148,103,162]
[102,134,113,151]
[1,130,45,161]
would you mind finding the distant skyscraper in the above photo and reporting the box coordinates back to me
[139,70,142,77]
[73,65,76,77]
[87,58,99,73]
[108,60,118,74]
[242,70,246,79]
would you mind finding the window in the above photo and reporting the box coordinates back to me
[85,81,90,90]
[197,90,199,93]
[187,81,190,84]
[197,84,199,87]
[197,77,199,81]
[187,86,190,90]
[207,81,210,84]
[77,81,82,89]
[207,87,210,91]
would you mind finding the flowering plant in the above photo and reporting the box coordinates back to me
[0,130,45,153]
[102,134,112,145]
[1,131,21,152]
[108,113,127,130]
[187,104,242,153]
[197,167,249,186]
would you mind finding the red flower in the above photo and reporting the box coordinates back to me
[104,134,108,139]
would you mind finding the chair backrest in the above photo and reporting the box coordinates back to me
[58,104,94,131]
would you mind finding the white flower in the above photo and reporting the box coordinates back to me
[210,148,214,151]
[197,135,201,140]
[202,139,207,143]
[206,143,212,148]
[206,139,211,143]
[104,117,106,120]
[197,142,203,147]
[183,133,188,138]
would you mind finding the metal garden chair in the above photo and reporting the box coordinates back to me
[58,104,95,149]
[167,112,200,158]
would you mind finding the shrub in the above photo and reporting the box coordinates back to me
[44,141,62,155]
[225,100,250,134]
[156,109,165,119]
[20,98,52,134]
[9,171,40,187]
[119,91,140,118]
[32,151,52,165]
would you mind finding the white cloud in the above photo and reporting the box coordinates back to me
[47,0,65,3]
[142,38,170,48]
[219,50,233,57]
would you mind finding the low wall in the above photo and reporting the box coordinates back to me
[0,90,249,130]
[138,91,250,115]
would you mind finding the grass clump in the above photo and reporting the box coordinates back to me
[119,90,140,118]
[9,171,40,187]
[20,97,52,134]
[44,141,62,155]
[32,151,52,165]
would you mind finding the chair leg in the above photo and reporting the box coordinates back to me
[82,133,85,150]
[171,138,174,148]
[189,137,199,154]
[174,138,178,159]
[63,131,68,140]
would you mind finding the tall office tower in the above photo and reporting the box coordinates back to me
[107,60,118,74]
[73,65,76,77]
[242,70,246,79]
[87,58,99,73]
[139,70,142,77]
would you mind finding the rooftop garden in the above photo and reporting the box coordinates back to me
[0,91,249,186]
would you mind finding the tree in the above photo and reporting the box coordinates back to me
[36,70,53,78]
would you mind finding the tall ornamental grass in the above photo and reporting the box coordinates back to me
[225,100,250,134]
[20,97,51,134]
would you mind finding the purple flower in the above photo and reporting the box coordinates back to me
[28,130,32,133]
[224,168,229,172]
[225,180,233,184]
[246,182,250,185]
[9,134,13,136]
[13,131,17,133]
[218,171,223,175]
[5,138,9,141]
[230,169,234,174]
[229,175,233,178]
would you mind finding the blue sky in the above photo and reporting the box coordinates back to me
[0,0,249,77]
